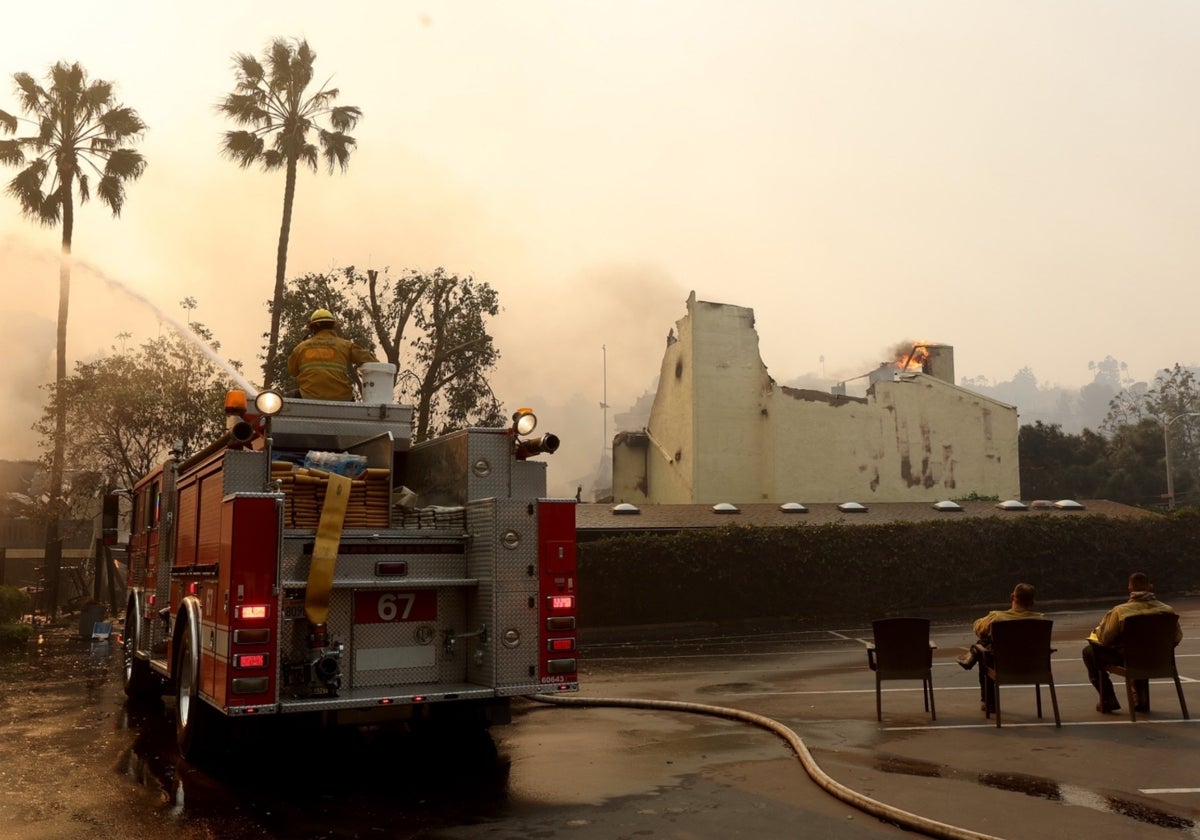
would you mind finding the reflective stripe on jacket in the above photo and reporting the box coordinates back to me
[286,329,378,400]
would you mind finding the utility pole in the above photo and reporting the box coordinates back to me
[600,344,609,457]
[596,345,610,503]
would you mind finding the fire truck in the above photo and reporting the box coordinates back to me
[120,381,577,760]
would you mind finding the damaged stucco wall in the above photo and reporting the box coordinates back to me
[611,292,1020,504]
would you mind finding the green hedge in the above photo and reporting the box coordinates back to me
[0,586,31,624]
[0,622,32,648]
[578,510,1200,628]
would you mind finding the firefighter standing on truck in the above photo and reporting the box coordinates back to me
[287,309,378,400]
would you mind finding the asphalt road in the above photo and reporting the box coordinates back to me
[0,598,1197,839]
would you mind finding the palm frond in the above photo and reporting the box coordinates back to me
[77,172,90,202]
[7,159,56,224]
[41,188,64,226]
[261,148,286,169]
[96,172,127,215]
[297,142,319,172]
[0,139,23,164]
[35,117,53,147]
[6,161,44,208]
[319,130,357,173]
[328,105,362,132]
[305,87,337,113]
[50,62,84,96]
[0,109,16,134]
[98,106,146,138]
[218,92,268,125]
[231,53,265,86]
[12,73,44,114]
[291,40,316,90]
[220,130,264,167]
[104,147,147,180]
[81,79,114,113]
[267,39,299,90]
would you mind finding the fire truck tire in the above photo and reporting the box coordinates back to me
[175,618,212,761]
[122,603,160,700]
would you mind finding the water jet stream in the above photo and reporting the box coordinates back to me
[5,234,257,394]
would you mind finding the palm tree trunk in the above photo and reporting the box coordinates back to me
[263,156,299,388]
[42,198,73,619]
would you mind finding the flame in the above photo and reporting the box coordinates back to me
[888,340,936,372]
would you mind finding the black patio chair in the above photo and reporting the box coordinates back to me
[866,617,936,722]
[1102,612,1189,722]
[985,618,1060,727]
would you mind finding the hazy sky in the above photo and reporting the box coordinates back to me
[3,2,1199,495]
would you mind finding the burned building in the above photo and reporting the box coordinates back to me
[611,293,1020,504]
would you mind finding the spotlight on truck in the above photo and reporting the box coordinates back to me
[254,389,284,416]
[512,407,537,436]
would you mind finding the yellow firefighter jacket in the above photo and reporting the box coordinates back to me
[1091,592,1183,648]
[287,329,378,401]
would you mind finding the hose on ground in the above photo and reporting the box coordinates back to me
[533,693,1003,840]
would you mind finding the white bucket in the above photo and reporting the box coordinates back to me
[359,362,397,404]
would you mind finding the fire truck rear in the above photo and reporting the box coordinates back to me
[120,385,577,760]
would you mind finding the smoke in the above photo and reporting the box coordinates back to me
[496,261,686,498]
[2,314,55,461]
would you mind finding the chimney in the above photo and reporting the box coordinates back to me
[923,345,954,384]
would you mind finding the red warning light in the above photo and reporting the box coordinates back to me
[239,604,269,620]
[234,653,267,668]
[547,595,575,611]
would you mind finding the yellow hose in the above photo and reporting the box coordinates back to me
[534,693,1004,840]
[305,473,351,625]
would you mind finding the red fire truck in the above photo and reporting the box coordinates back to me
[120,388,577,760]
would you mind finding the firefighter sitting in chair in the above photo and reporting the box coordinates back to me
[287,309,378,400]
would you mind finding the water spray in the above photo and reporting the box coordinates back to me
[4,235,257,394]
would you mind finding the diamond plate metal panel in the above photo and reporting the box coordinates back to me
[270,398,412,453]
[511,460,548,500]
[466,430,518,501]
[492,587,540,689]
[222,450,270,494]
[466,499,541,691]
[279,533,469,586]
[406,428,539,507]
[481,500,542,590]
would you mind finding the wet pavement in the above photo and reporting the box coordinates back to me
[0,597,1195,839]
[575,596,1200,839]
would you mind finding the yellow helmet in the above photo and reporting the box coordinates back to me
[308,308,337,329]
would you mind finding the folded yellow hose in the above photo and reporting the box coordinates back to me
[305,472,351,626]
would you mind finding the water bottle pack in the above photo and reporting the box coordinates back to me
[303,450,368,478]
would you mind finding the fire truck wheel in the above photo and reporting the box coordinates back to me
[175,618,211,761]
[123,603,160,701]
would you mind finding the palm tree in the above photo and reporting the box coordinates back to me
[0,61,146,618]
[218,37,362,388]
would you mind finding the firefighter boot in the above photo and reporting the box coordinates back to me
[1096,679,1121,714]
